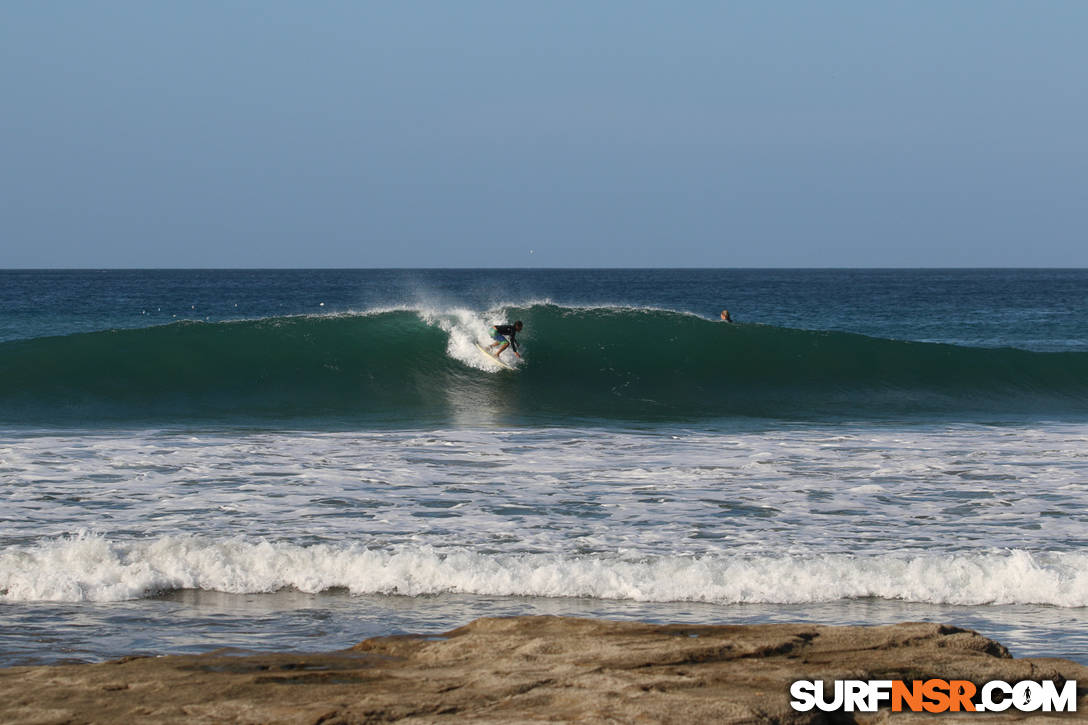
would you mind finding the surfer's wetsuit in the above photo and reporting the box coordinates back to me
[490,324,520,353]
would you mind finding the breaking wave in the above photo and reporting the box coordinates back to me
[1,304,1086,424]
[4,535,1088,607]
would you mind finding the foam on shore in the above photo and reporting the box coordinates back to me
[5,535,1088,607]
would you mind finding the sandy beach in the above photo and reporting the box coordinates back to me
[3,615,1086,723]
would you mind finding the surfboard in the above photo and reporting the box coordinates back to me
[474,342,516,370]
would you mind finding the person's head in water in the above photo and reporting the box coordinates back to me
[514,320,523,331]
[720,310,732,322]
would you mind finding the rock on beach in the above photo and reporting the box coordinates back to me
[2,616,1086,724]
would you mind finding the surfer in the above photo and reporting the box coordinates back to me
[720,310,733,323]
[488,320,523,359]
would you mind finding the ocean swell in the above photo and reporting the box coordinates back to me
[1,305,1085,424]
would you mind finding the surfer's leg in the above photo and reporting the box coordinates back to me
[495,342,509,356]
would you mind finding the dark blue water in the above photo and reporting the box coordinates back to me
[3,269,1088,667]
[3,269,1087,350]
[2,269,1086,426]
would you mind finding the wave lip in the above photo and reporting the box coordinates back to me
[1,304,1086,423]
[4,535,1088,608]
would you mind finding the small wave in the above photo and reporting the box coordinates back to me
[4,535,1088,607]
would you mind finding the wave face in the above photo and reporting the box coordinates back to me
[5,536,1088,607]
[2,305,1086,424]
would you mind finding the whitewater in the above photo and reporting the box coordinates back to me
[2,269,1087,666]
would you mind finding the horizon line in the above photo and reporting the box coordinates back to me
[3,266,1088,272]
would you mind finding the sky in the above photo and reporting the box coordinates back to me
[1,1,1086,268]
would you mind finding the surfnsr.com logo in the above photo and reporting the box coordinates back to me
[790,679,1077,713]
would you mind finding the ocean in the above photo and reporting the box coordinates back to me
[2,268,1087,666]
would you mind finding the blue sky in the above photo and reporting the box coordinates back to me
[2,1,1085,267]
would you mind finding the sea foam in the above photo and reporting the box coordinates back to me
[4,535,1088,607]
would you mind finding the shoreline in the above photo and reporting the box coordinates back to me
[3,615,1086,723]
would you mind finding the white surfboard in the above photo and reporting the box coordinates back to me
[474,342,516,370]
